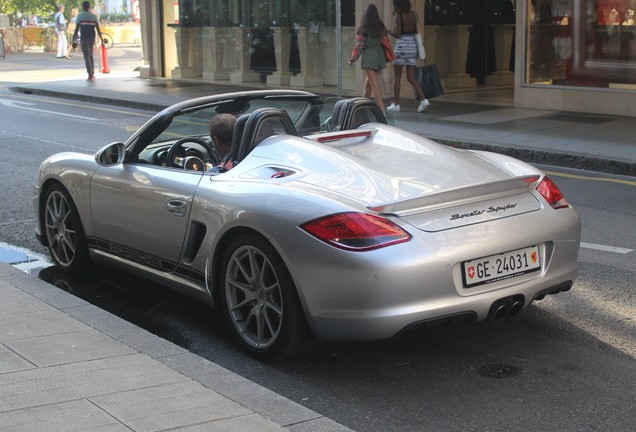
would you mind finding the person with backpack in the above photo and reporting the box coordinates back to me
[54,4,71,60]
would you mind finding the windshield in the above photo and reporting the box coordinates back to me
[151,97,332,146]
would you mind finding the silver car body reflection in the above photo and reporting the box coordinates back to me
[33,91,581,358]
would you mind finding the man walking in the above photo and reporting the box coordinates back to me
[72,1,103,82]
[54,4,70,59]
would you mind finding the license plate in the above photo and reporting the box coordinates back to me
[462,246,541,288]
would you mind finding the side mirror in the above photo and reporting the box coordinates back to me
[96,142,125,166]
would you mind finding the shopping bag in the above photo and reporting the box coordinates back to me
[415,33,426,60]
[415,13,426,60]
[416,64,444,99]
[381,35,395,63]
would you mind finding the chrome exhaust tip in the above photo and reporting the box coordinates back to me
[493,304,509,321]
[509,300,524,316]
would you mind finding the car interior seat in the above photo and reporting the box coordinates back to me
[236,108,297,163]
[227,114,250,167]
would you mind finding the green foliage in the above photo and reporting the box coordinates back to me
[0,0,82,24]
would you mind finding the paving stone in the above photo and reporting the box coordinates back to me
[0,354,189,412]
[91,381,253,431]
[0,291,54,316]
[0,399,129,432]
[65,303,188,359]
[0,309,87,342]
[5,272,89,309]
[160,352,321,427]
[5,328,137,367]
[0,343,35,374]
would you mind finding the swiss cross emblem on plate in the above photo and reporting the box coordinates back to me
[467,266,475,279]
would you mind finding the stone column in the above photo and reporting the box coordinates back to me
[290,27,324,87]
[485,24,515,86]
[422,25,439,66]
[202,27,235,80]
[172,27,200,78]
[230,26,261,83]
[138,0,153,77]
[267,27,293,86]
[444,25,476,88]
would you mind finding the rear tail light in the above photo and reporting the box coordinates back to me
[300,212,411,251]
[536,176,569,209]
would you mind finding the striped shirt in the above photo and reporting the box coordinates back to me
[75,11,100,41]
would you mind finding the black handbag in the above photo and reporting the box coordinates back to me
[416,64,445,99]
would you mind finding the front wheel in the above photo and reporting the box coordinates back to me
[220,234,316,360]
[43,184,91,274]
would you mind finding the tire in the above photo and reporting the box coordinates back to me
[220,233,316,360]
[43,184,91,274]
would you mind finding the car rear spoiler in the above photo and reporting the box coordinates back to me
[368,175,542,216]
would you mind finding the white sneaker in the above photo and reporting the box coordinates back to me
[417,99,430,113]
[386,103,400,112]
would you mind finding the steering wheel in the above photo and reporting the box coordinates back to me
[166,137,220,169]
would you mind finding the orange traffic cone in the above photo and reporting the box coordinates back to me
[101,40,110,74]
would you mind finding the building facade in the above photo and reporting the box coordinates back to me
[137,1,636,117]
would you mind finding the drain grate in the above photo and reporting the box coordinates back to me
[542,113,614,124]
[478,363,522,378]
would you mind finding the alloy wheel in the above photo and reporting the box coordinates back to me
[225,245,283,349]
[44,190,77,267]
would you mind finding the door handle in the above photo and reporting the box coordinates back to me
[166,200,187,217]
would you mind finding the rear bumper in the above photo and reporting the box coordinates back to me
[280,207,581,342]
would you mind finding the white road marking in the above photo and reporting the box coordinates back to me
[0,98,98,121]
[580,242,633,254]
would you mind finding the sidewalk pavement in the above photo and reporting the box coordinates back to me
[0,261,351,432]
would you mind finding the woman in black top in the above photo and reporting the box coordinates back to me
[387,0,429,113]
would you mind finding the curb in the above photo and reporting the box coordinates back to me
[10,85,168,113]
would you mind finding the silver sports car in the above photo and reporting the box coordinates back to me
[33,90,581,359]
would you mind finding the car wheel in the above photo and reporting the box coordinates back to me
[220,233,316,360]
[43,184,91,274]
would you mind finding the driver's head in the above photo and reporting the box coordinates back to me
[209,114,236,159]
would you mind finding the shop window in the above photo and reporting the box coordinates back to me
[526,0,636,88]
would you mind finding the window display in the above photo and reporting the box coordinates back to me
[526,0,636,88]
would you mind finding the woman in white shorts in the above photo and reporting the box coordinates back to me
[387,0,429,113]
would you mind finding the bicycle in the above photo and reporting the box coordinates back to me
[2,27,31,53]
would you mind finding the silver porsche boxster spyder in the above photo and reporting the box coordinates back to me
[33,90,581,359]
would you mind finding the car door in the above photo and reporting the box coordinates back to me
[89,163,202,272]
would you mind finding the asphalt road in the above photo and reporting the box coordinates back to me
[1,92,635,432]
